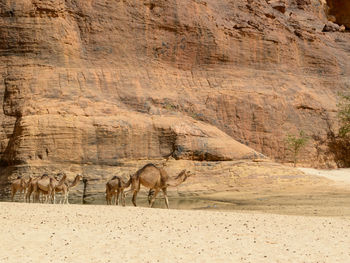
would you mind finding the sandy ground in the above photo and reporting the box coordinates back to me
[1,202,350,263]
[299,168,350,185]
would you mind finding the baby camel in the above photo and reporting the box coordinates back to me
[129,163,192,208]
[106,175,131,206]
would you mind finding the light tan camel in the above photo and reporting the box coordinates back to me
[33,173,67,203]
[129,163,192,208]
[106,175,131,206]
[25,176,38,203]
[54,174,83,204]
[11,176,31,202]
[26,176,52,203]
[28,182,53,203]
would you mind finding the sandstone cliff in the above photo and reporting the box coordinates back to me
[0,0,349,196]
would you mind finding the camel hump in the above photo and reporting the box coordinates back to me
[41,173,49,179]
[111,175,118,180]
[143,163,158,169]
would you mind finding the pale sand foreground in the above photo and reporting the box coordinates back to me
[1,203,350,263]
[299,168,350,185]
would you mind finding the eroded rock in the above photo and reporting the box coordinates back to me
[0,0,349,193]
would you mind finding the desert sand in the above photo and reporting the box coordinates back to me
[1,202,350,263]
[299,168,350,185]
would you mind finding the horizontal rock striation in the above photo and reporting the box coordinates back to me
[0,0,349,194]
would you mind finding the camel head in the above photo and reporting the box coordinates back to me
[54,172,65,181]
[185,170,193,178]
[174,170,193,182]
[182,170,194,181]
[178,170,194,182]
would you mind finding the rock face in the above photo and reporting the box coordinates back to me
[0,0,349,194]
[327,0,350,29]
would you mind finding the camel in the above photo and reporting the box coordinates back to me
[25,176,50,203]
[106,175,131,206]
[27,181,54,203]
[25,176,38,203]
[11,176,31,202]
[129,163,192,208]
[54,174,83,204]
[32,173,67,203]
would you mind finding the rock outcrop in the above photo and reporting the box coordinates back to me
[0,0,349,195]
[326,0,350,29]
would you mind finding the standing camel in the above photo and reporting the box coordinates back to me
[33,173,67,203]
[25,176,49,203]
[26,176,53,203]
[55,174,83,204]
[129,163,192,208]
[106,175,131,206]
[11,176,31,202]
[25,176,38,203]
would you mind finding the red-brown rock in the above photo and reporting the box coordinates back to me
[0,0,349,194]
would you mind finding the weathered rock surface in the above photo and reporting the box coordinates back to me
[0,0,349,195]
[327,0,350,29]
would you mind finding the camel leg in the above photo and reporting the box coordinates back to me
[132,190,139,207]
[22,189,26,202]
[162,188,169,209]
[19,189,23,202]
[107,191,112,205]
[148,189,155,205]
[149,189,160,208]
[47,189,53,204]
[163,189,170,209]
[33,187,39,203]
[110,192,115,205]
[116,190,120,206]
[25,190,30,203]
[121,190,126,207]
[106,192,110,205]
[11,187,16,202]
[66,191,69,204]
[21,189,25,202]
[106,186,111,205]
[33,191,38,203]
